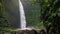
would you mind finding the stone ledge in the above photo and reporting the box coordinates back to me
[3,29,46,34]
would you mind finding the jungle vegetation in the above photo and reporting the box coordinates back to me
[32,0,60,34]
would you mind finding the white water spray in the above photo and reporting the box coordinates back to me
[19,0,26,29]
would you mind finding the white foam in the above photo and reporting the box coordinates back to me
[16,27,33,30]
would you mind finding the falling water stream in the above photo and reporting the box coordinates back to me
[19,0,26,29]
[17,0,34,30]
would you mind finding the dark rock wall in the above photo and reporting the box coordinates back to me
[3,0,20,28]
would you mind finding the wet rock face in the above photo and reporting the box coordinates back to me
[16,30,46,34]
[16,30,38,34]
[39,30,46,34]
[3,0,20,28]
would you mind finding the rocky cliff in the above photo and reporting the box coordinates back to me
[3,0,41,29]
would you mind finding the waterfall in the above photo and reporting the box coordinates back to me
[19,0,26,29]
[17,0,34,30]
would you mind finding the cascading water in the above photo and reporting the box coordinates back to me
[17,0,34,30]
[19,0,26,29]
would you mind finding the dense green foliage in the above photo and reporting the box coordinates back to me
[32,0,60,34]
